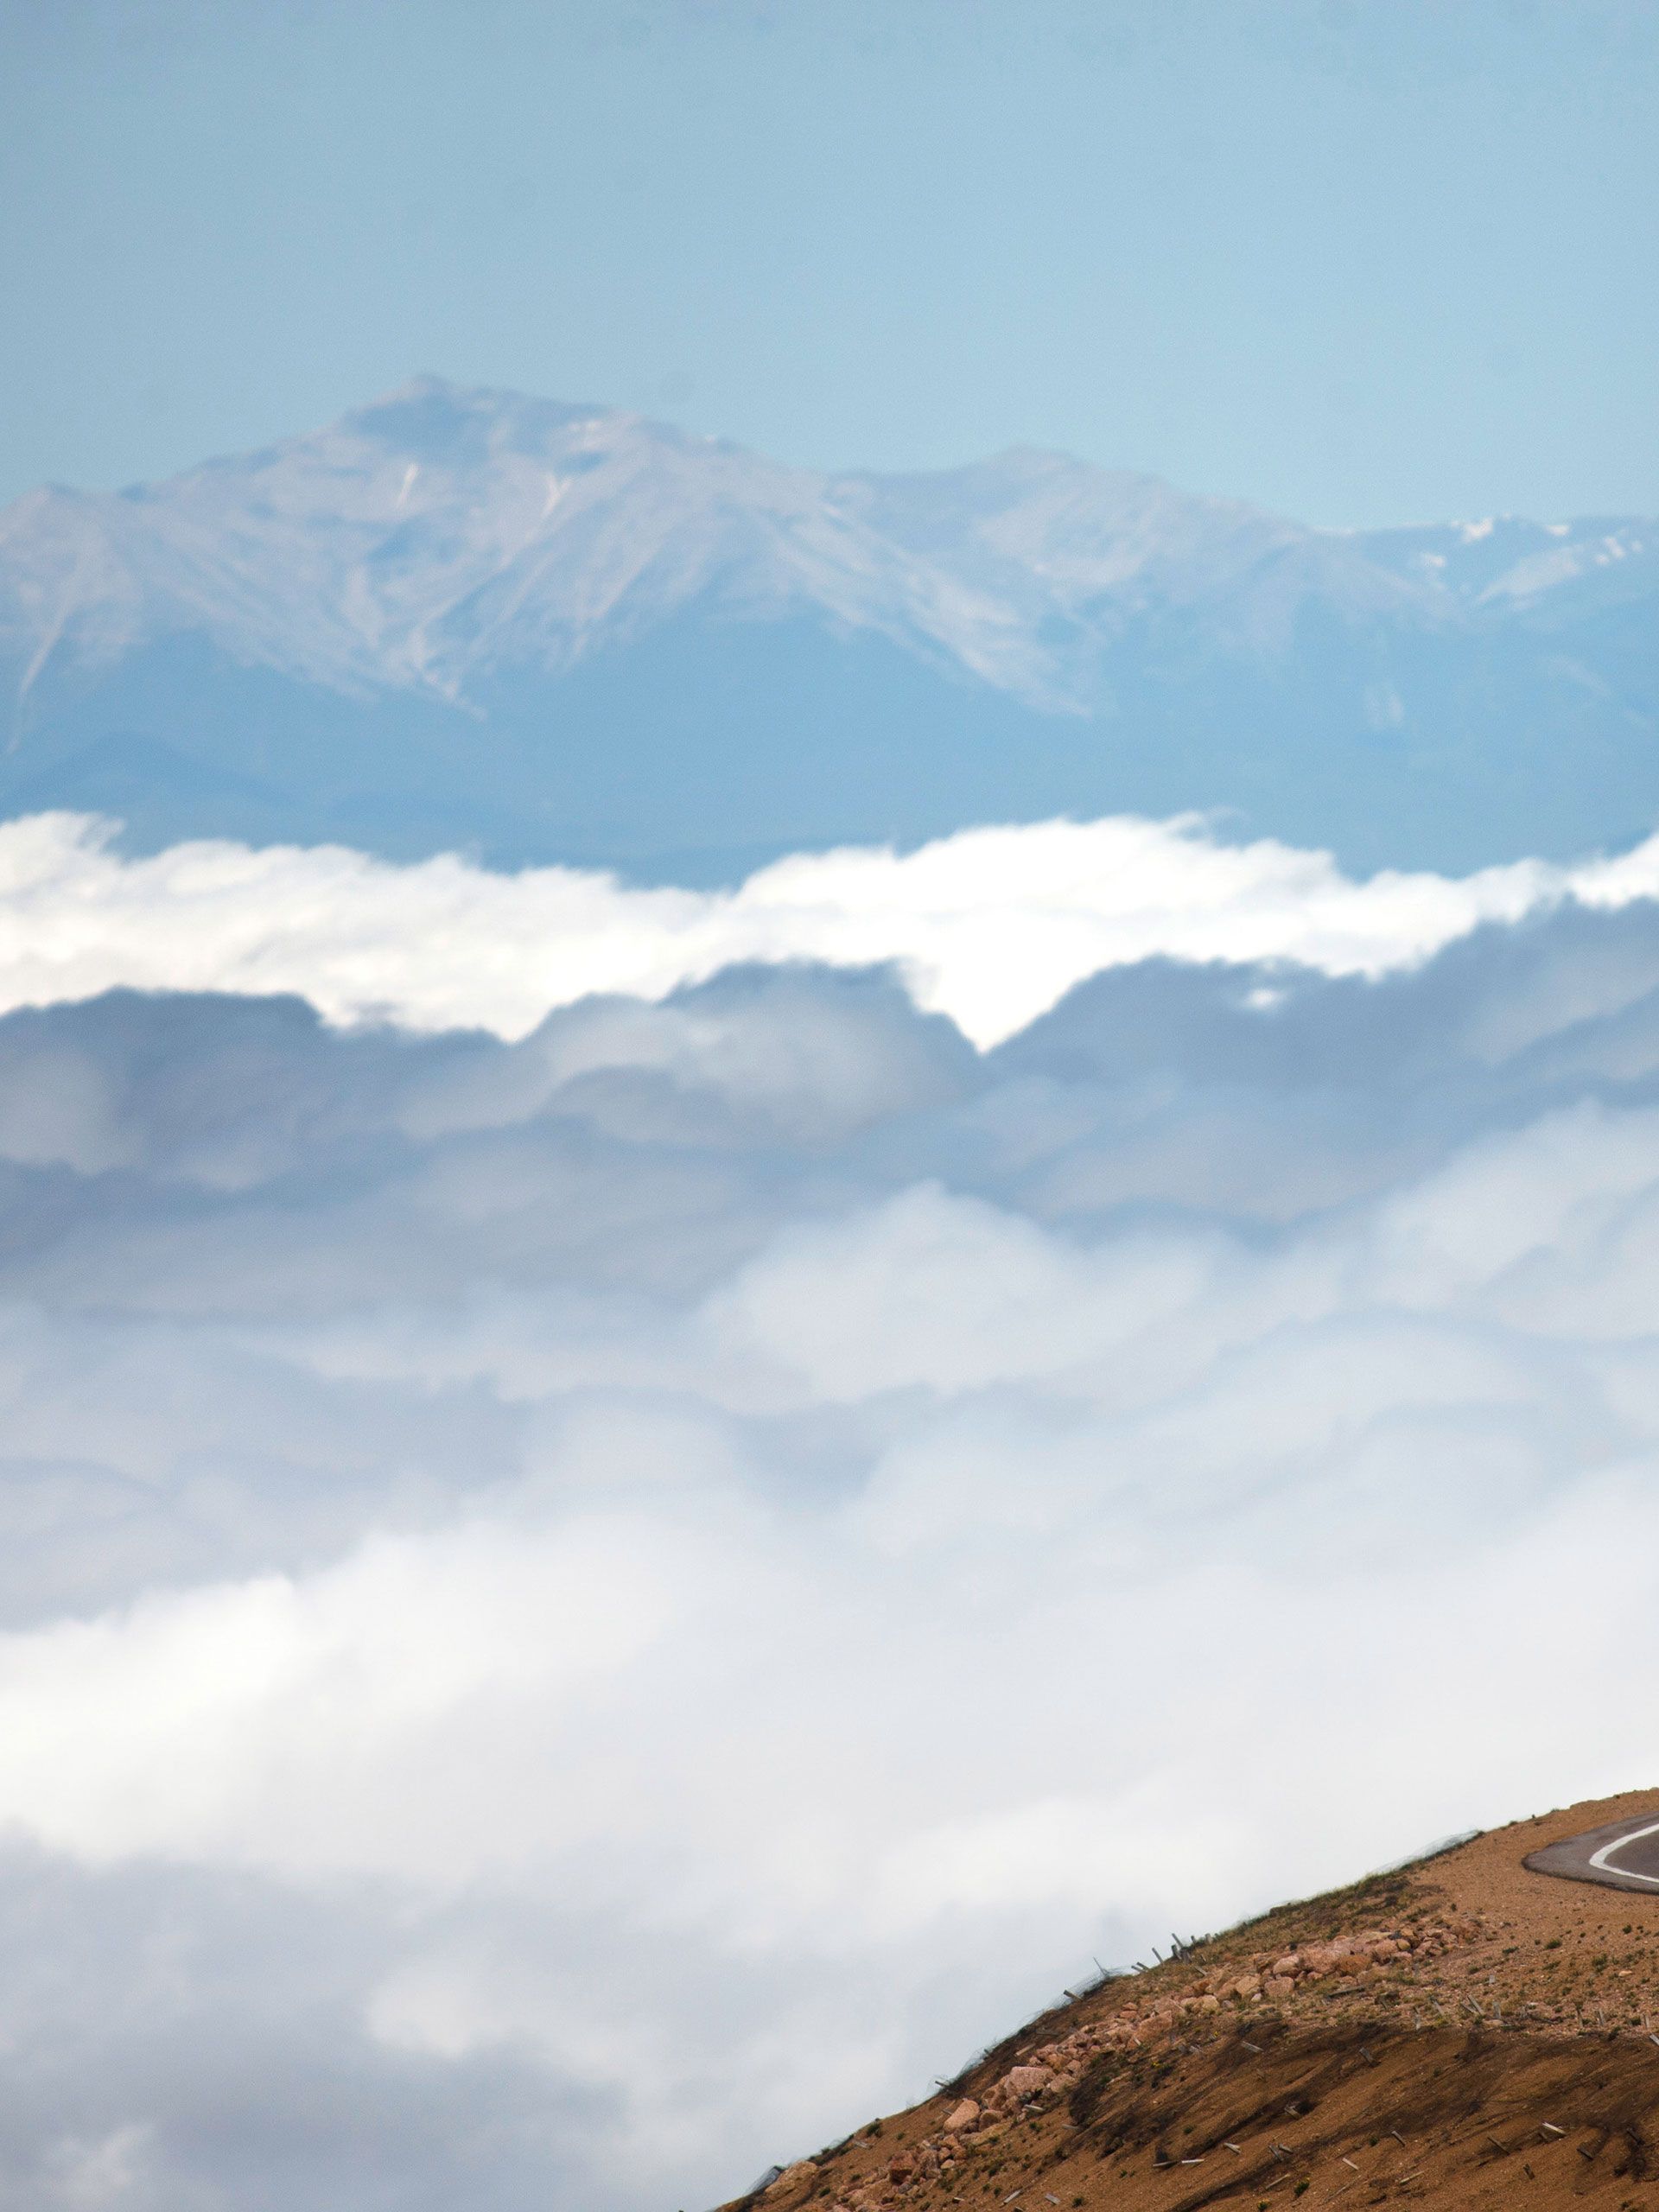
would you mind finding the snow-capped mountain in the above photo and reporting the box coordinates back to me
[1,378,1652,875]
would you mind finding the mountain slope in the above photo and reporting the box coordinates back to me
[729,1792,1659,2212]
[1,380,1653,877]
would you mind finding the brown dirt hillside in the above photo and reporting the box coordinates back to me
[728,1791,1659,2212]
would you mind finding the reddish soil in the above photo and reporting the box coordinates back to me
[729,1791,1659,2212]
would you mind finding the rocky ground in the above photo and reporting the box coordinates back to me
[723,1791,1659,2212]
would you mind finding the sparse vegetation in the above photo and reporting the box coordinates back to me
[736,1794,1659,2212]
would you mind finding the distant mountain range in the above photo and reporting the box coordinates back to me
[1,377,1653,878]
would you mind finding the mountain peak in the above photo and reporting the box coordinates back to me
[334,375,636,467]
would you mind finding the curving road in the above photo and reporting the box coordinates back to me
[1525,1807,1659,1893]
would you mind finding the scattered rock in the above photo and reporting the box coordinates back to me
[766,2161,817,2197]
[997,2063,1053,2104]
[742,1910,1504,2209]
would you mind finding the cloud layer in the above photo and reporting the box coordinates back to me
[6,808,1659,1045]
[2,816,1659,2207]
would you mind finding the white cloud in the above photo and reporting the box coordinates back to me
[1,1065,1658,2198]
[705,1182,1224,1402]
[2,808,1657,1046]
[0,830,1657,2205]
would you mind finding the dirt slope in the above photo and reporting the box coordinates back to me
[728,1791,1659,2212]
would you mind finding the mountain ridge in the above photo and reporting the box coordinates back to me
[2,378,1653,880]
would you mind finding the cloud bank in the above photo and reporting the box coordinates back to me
[2,816,1659,2207]
[5,808,1659,1044]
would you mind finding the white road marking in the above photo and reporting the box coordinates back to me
[1588,1820,1659,1888]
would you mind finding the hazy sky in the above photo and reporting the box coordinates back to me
[3,0,1656,524]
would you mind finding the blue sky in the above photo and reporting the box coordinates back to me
[3,0,1656,524]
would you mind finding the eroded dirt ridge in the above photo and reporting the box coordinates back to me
[726,1791,1659,2212]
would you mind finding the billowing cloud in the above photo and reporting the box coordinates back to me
[1,821,1659,2207]
[3,808,1659,1044]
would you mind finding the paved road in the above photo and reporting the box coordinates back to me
[1525,1807,1659,1893]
